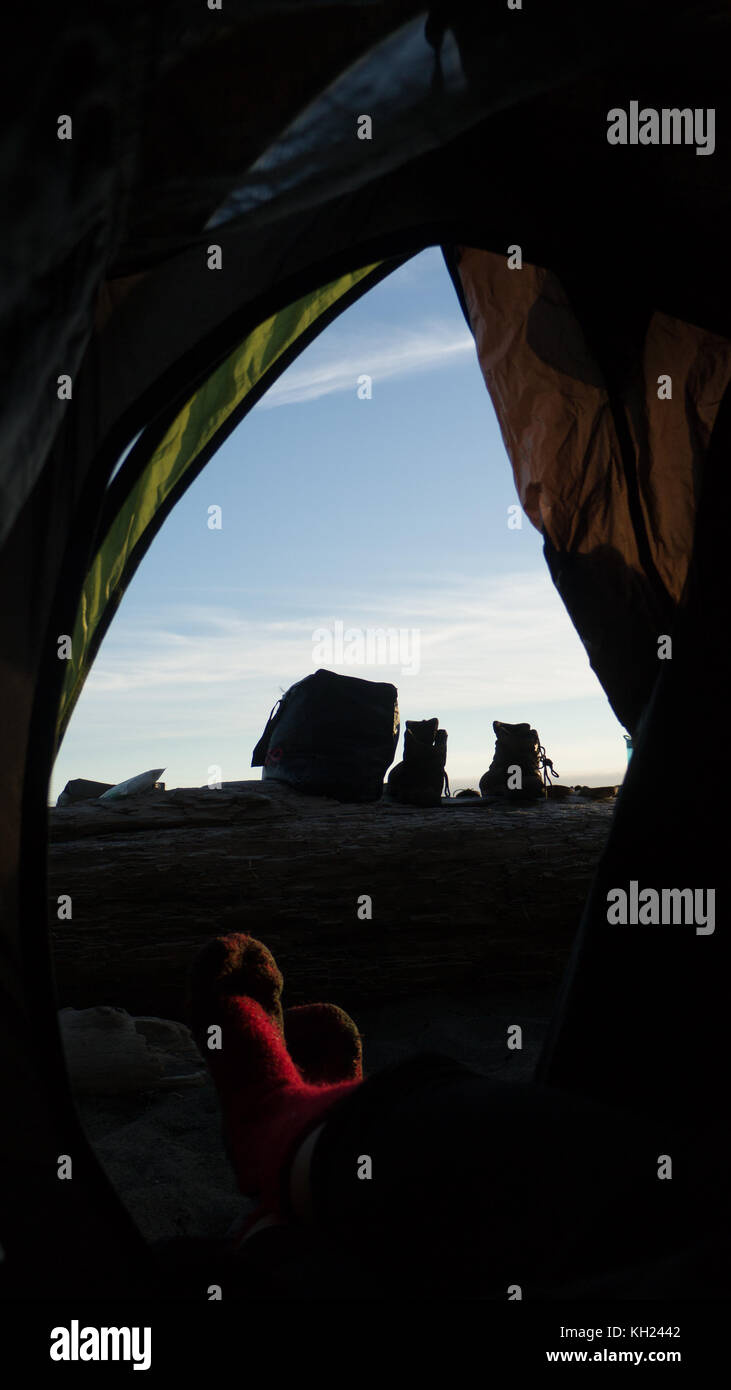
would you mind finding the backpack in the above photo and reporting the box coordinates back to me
[252,668,399,803]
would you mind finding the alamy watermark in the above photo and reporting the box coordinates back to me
[606,882,715,935]
[607,102,715,156]
[50,1321,151,1370]
[312,620,420,675]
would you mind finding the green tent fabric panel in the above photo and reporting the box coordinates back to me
[56,263,380,747]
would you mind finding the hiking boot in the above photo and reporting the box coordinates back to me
[387,718,450,806]
[479,720,557,799]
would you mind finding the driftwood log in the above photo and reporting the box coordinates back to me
[48,781,615,1021]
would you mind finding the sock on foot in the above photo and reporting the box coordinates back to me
[189,935,362,1216]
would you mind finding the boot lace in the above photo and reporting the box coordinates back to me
[538,745,559,791]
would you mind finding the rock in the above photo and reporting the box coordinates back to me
[59,1006,205,1094]
[56,777,114,807]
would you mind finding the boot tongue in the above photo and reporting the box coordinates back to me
[406,717,439,746]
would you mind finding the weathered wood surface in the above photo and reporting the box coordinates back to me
[49,781,616,1019]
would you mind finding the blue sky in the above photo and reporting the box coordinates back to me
[51,248,629,802]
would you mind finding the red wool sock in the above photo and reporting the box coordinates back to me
[206,995,359,1215]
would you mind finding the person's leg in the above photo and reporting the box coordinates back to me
[189,935,717,1298]
[288,1122,326,1228]
[292,1052,706,1296]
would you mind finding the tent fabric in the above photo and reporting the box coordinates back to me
[536,378,731,1126]
[454,246,731,731]
[2,0,731,1299]
[56,262,384,746]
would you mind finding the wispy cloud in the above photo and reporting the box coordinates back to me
[256,319,475,409]
[71,572,599,710]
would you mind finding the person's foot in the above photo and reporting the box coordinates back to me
[231,1001,363,1246]
[188,933,362,1213]
[285,1003,363,1084]
[189,931,285,1041]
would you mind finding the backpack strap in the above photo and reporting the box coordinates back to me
[251,698,283,766]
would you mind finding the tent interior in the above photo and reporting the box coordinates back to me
[1,0,729,1298]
